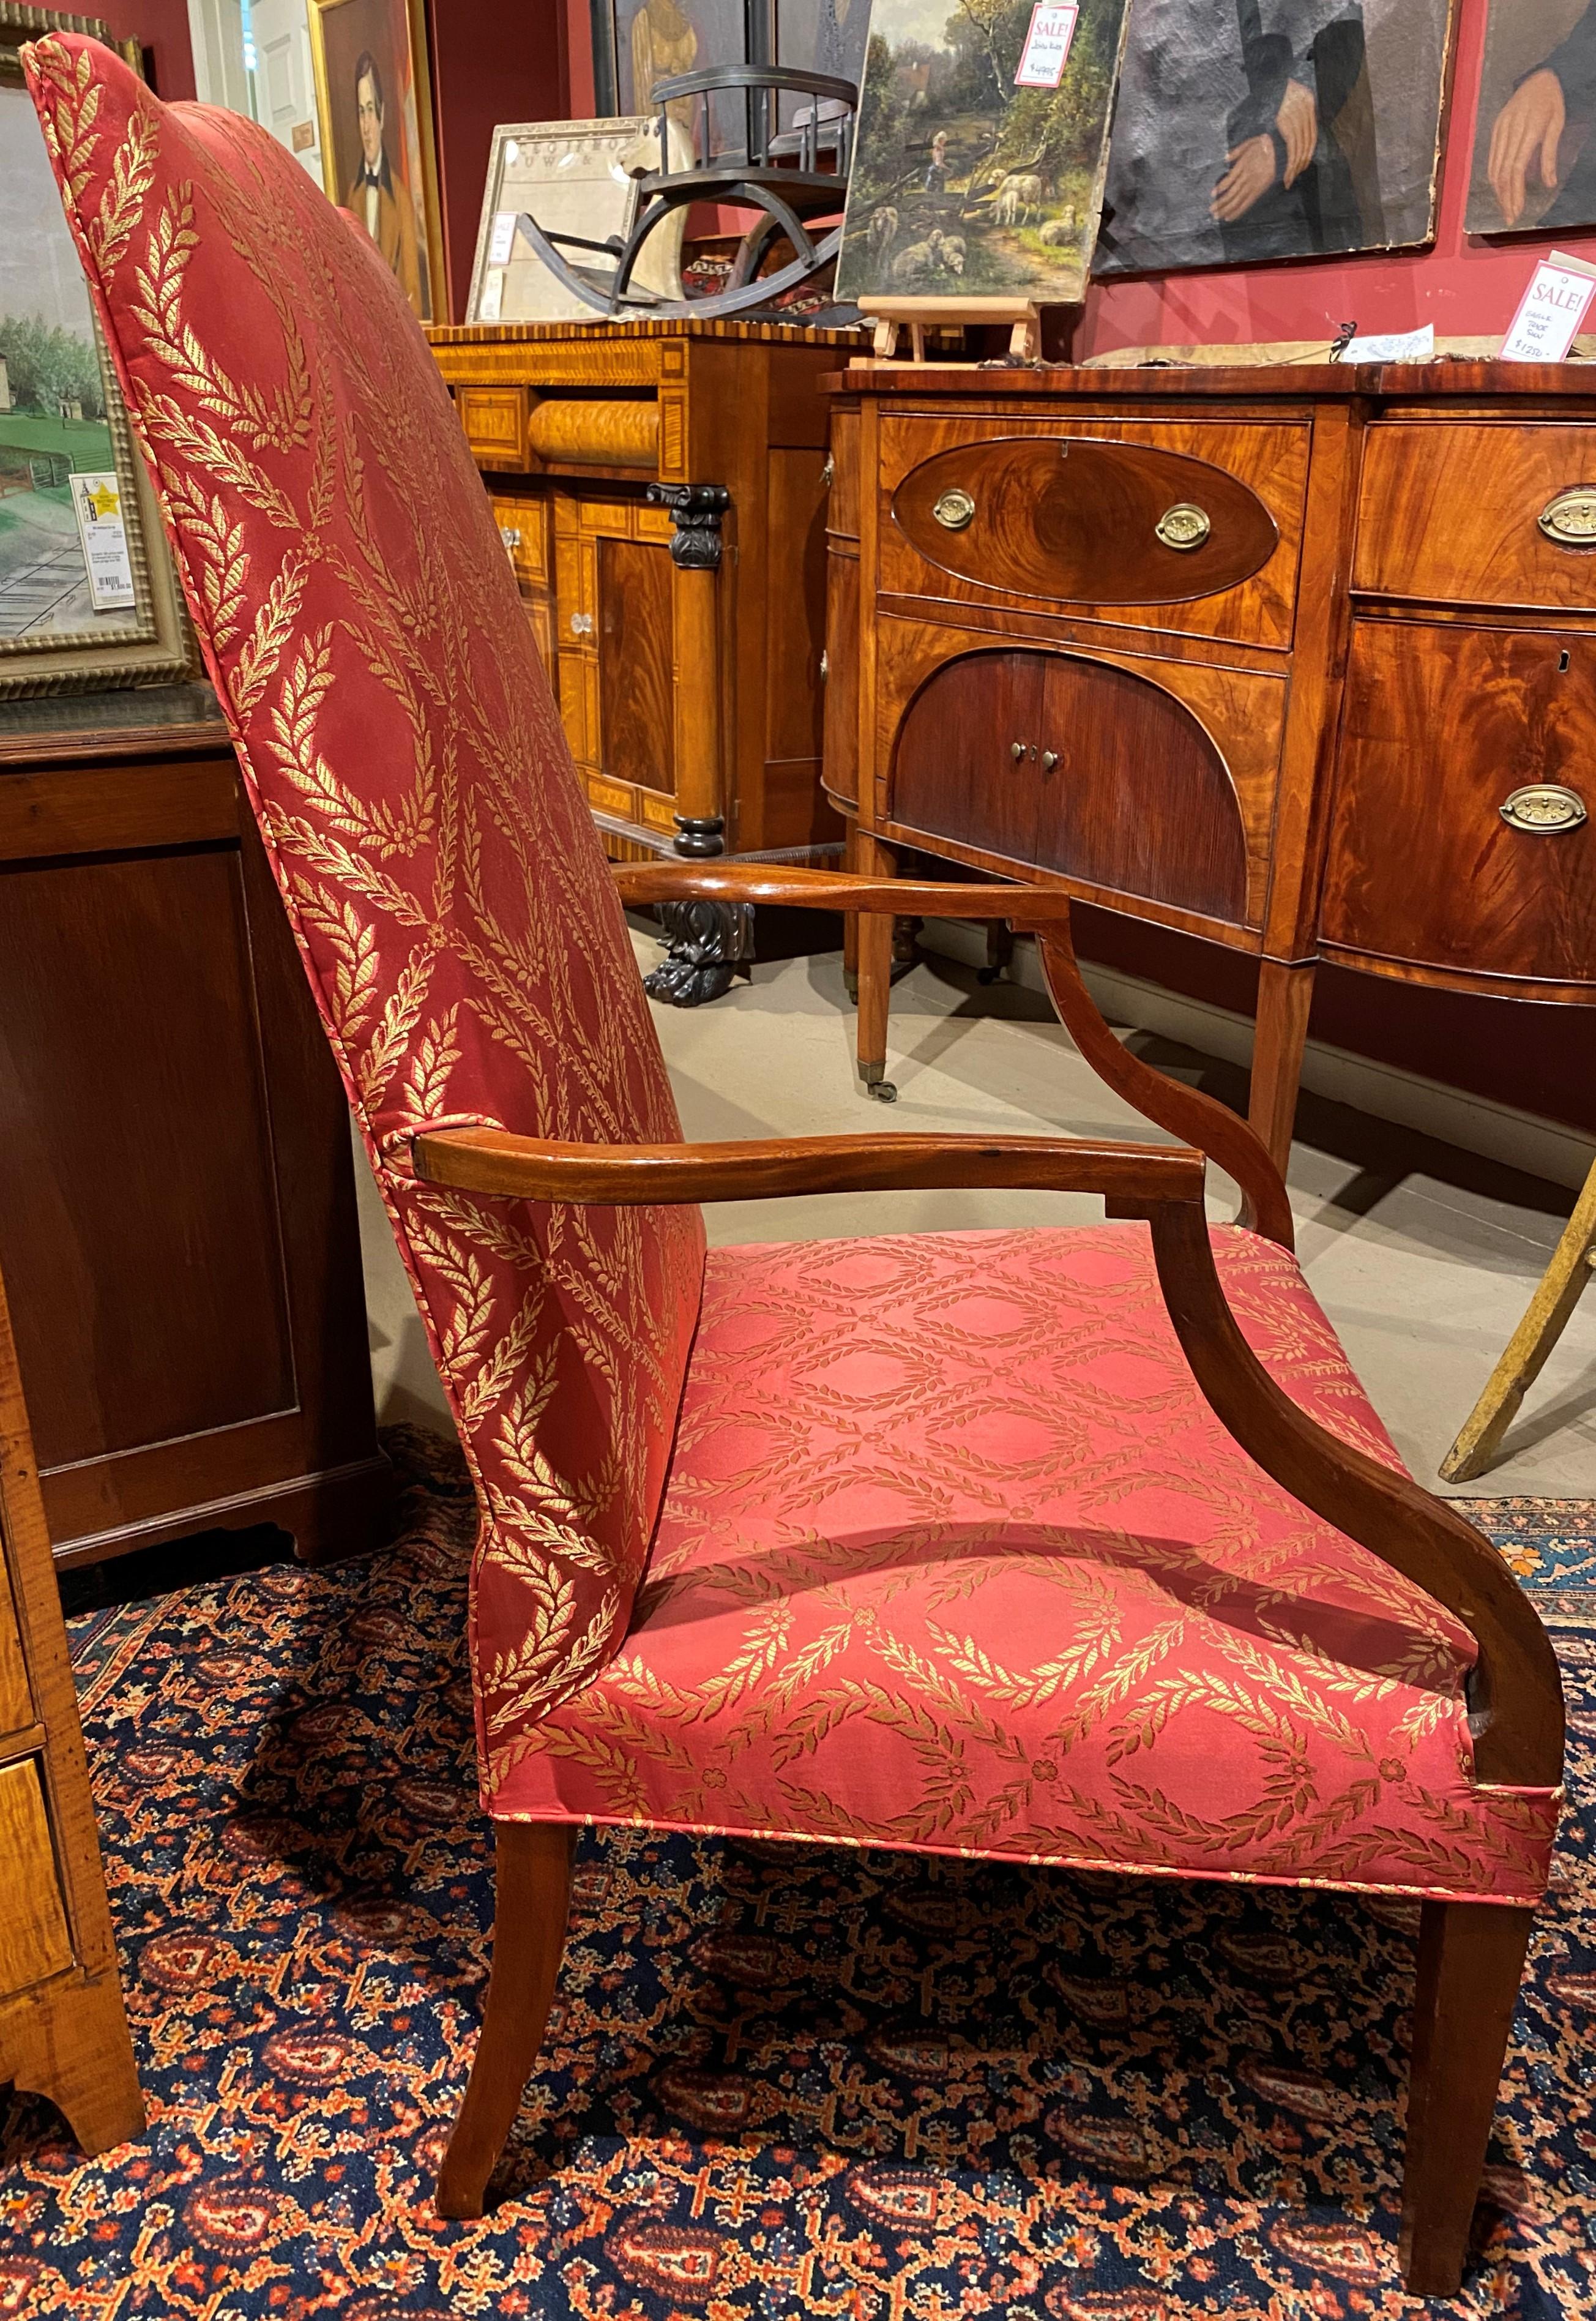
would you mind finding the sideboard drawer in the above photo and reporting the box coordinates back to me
[457,384,528,471]
[1355,423,1596,610]
[878,413,1308,647]
[491,496,546,590]
[1323,621,1596,989]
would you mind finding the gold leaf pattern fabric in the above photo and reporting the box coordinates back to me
[24,36,706,1798]
[505,1226,1559,1903]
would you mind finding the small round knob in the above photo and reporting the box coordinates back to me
[1500,783,1587,832]
[933,488,976,532]
[819,649,829,682]
[1538,488,1596,548]
[569,611,593,636]
[1010,741,1026,761]
[1042,750,1059,772]
[1155,503,1211,551]
[821,454,835,488]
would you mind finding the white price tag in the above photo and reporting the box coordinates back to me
[70,471,135,612]
[1501,250,1596,363]
[488,209,517,267]
[1015,2,1078,88]
[1340,324,1434,364]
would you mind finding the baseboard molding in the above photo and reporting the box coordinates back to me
[919,919,1596,1194]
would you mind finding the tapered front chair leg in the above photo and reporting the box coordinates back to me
[436,1820,575,2220]
[1399,1898,1534,2296]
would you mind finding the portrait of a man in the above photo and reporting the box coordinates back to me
[310,0,440,320]
[346,51,420,311]
[1469,2,1596,235]
[1097,0,1452,277]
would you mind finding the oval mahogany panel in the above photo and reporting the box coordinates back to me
[892,436,1280,606]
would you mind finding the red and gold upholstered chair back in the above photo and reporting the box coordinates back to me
[25,36,706,1791]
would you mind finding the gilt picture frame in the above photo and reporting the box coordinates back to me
[307,0,446,321]
[0,4,191,697]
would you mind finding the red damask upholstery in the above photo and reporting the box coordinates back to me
[26,37,1557,1924]
[24,38,706,1793]
[509,1225,1558,1901]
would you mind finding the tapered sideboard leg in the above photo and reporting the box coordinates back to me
[1248,958,1316,1175]
[852,829,897,1101]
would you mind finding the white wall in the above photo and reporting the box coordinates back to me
[186,0,324,185]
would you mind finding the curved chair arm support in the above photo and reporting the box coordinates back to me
[616,864,1294,1248]
[411,1126,1206,1209]
[1030,921,1296,1252]
[1148,1198,1565,1791]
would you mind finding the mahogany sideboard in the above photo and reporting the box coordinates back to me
[0,686,389,1568]
[823,359,1596,1160]
[427,316,856,1000]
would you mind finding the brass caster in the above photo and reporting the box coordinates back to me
[868,1079,897,1104]
[843,969,859,1003]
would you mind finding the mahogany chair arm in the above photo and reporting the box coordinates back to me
[411,1126,1207,1208]
[614,861,1296,1252]
[613,861,1073,921]
[1146,1198,1565,1792]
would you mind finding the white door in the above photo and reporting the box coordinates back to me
[248,0,323,183]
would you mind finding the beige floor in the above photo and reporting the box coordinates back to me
[358,928,1596,1498]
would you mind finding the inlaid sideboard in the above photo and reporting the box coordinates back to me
[823,360,1596,1160]
[428,317,858,1001]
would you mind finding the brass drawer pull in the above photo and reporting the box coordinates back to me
[1538,487,1596,548]
[1500,783,1587,833]
[1155,502,1211,551]
[569,611,593,637]
[821,453,835,488]
[819,649,829,682]
[933,488,976,532]
[1010,740,1026,760]
[1042,750,1059,771]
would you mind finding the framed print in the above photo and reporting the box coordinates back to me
[0,5,191,696]
[466,118,687,325]
[1096,0,1457,278]
[835,0,1132,306]
[308,0,445,321]
[1467,2,1596,237]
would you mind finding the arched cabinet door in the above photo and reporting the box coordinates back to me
[891,649,1249,924]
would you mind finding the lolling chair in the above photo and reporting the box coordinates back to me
[26,34,1564,2298]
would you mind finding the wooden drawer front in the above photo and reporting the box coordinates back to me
[888,643,1269,928]
[491,497,546,590]
[458,385,528,471]
[1356,424,1596,610]
[0,1545,29,1740]
[878,414,1307,646]
[0,1757,71,1990]
[1324,623,1596,987]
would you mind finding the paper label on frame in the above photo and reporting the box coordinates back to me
[1501,249,1596,363]
[1015,2,1078,88]
[488,210,517,266]
[69,472,136,612]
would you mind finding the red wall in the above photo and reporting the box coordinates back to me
[97,0,198,100]
[426,0,574,318]
[1078,0,1596,358]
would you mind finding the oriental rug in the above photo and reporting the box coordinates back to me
[3,1428,1595,2319]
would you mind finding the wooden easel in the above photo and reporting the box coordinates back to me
[856,296,1053,366]
[1440,1157,1596,1482]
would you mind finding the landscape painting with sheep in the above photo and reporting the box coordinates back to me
[835,0,1132,305]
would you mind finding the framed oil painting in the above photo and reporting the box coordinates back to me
[835,0,1133,306]
[308,0,445,321]
[0,6,190,696]
[1096,0,1456,277]
[1467,2,1596,237]
[591,0,870,112]
[466,118,688,325]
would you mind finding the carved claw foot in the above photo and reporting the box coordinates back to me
[643,899,755,1007]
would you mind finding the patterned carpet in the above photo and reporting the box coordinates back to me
[4,1428,1595,2319]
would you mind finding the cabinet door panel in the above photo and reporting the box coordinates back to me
[1034,657,1248,922]
[890,650,1045,865]
[0,846,296,1470]
[598,537,675,799]
[1324,622,1596,986]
